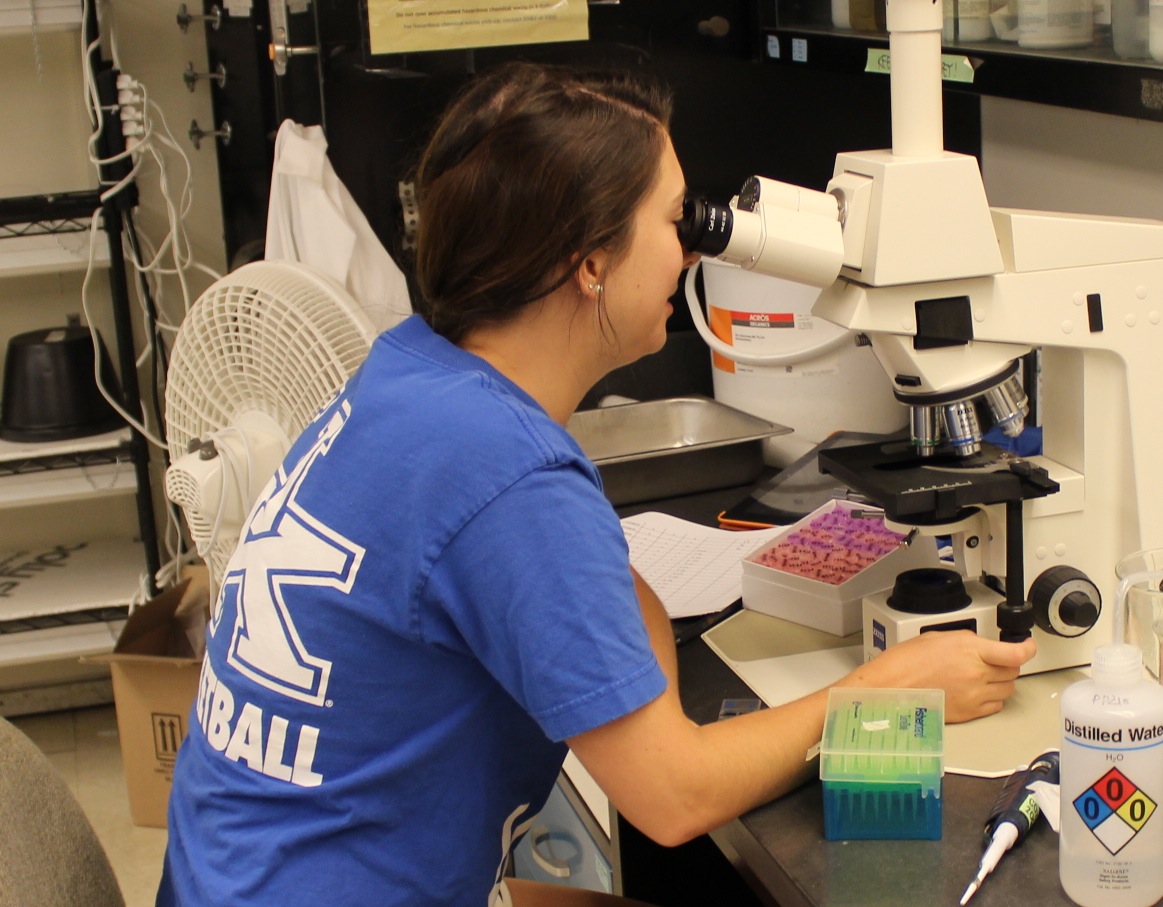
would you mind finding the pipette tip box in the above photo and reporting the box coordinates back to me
[820,687,945,841]
[741,499,939,636]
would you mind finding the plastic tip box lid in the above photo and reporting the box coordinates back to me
[820,687,945,788]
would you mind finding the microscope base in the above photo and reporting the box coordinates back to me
[863,580,1004,661]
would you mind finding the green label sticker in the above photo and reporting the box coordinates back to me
[864,49,976,84]
[866,48,892,74]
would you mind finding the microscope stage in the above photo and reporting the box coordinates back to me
[818,440,1059,524]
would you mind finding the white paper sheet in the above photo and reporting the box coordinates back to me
[621,512,784,619]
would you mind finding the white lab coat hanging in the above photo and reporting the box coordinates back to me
[265,119,412,334]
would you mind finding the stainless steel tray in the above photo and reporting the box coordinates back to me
[565,396,791,506]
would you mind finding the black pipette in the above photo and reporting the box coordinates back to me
[960,749,1061,905]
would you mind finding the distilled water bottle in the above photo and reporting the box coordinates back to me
[1060,644,1163,907]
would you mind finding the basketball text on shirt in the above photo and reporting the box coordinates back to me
[199,400,366,787]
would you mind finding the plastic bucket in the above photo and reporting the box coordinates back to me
[686,258,907,466]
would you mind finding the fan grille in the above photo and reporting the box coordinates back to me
[165,261,378,579]
[166,261,377,463]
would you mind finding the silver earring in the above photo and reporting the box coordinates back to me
[588,282,603,295]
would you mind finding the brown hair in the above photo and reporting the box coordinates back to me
[414,61,673,344]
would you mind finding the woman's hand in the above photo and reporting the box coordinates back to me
[836,630,1037,723]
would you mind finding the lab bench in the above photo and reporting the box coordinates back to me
[610,479,1074,907]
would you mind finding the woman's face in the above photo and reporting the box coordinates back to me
[599,134,699,368]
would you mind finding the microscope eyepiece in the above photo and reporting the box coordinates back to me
[677,194,733,257]
[676,179,843,288]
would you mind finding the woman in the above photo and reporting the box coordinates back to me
[158,61,1035,907]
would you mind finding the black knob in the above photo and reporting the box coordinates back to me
[1030,566,1101,638]
[1059,592,1099,628]
[998,598,1034,642]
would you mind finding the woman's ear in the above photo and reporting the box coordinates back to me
[575,250,609,300]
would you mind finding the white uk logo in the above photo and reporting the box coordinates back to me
[215,403,365,706]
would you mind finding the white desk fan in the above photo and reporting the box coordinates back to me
[164,260,379,586]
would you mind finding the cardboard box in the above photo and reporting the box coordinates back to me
[741,499,940,636]
[87,572,208,828]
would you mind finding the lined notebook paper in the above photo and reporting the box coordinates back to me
[621,512,784,619]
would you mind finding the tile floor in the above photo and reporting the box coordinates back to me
[11,704,166,907]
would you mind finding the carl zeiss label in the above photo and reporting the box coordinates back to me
[1073,767,1158,855]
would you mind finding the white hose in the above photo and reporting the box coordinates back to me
[683,261,852,368]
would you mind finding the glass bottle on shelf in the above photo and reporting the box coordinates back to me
[945,0,995,40]
[1113,0,1151,56]
[833,0,852,29]
[1018,0,1095,46]
[1151,0,1163,59]
[1095,0,1115,46]
[850,0,887,31]
[991,0,1022,39]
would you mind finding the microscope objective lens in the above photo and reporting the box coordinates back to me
[943,400,983,457]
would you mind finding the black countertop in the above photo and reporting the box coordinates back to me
[615,478,1073,907]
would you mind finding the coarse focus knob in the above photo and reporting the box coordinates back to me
[997,597,1034,643]
[1030,566,1101,637]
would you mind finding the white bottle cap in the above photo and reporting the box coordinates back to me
[1091,643,1144,686]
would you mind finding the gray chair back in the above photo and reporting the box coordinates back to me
[0,716,124,907]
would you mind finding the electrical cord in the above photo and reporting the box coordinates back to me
[126,209,189,583]
[76,0,225,589]
[78,214,164,446]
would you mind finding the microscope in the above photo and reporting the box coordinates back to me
[679,0,1163,674]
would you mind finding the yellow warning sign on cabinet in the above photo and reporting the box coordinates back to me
[367,0,589,55]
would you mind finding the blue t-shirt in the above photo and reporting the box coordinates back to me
[158,315,667,906]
